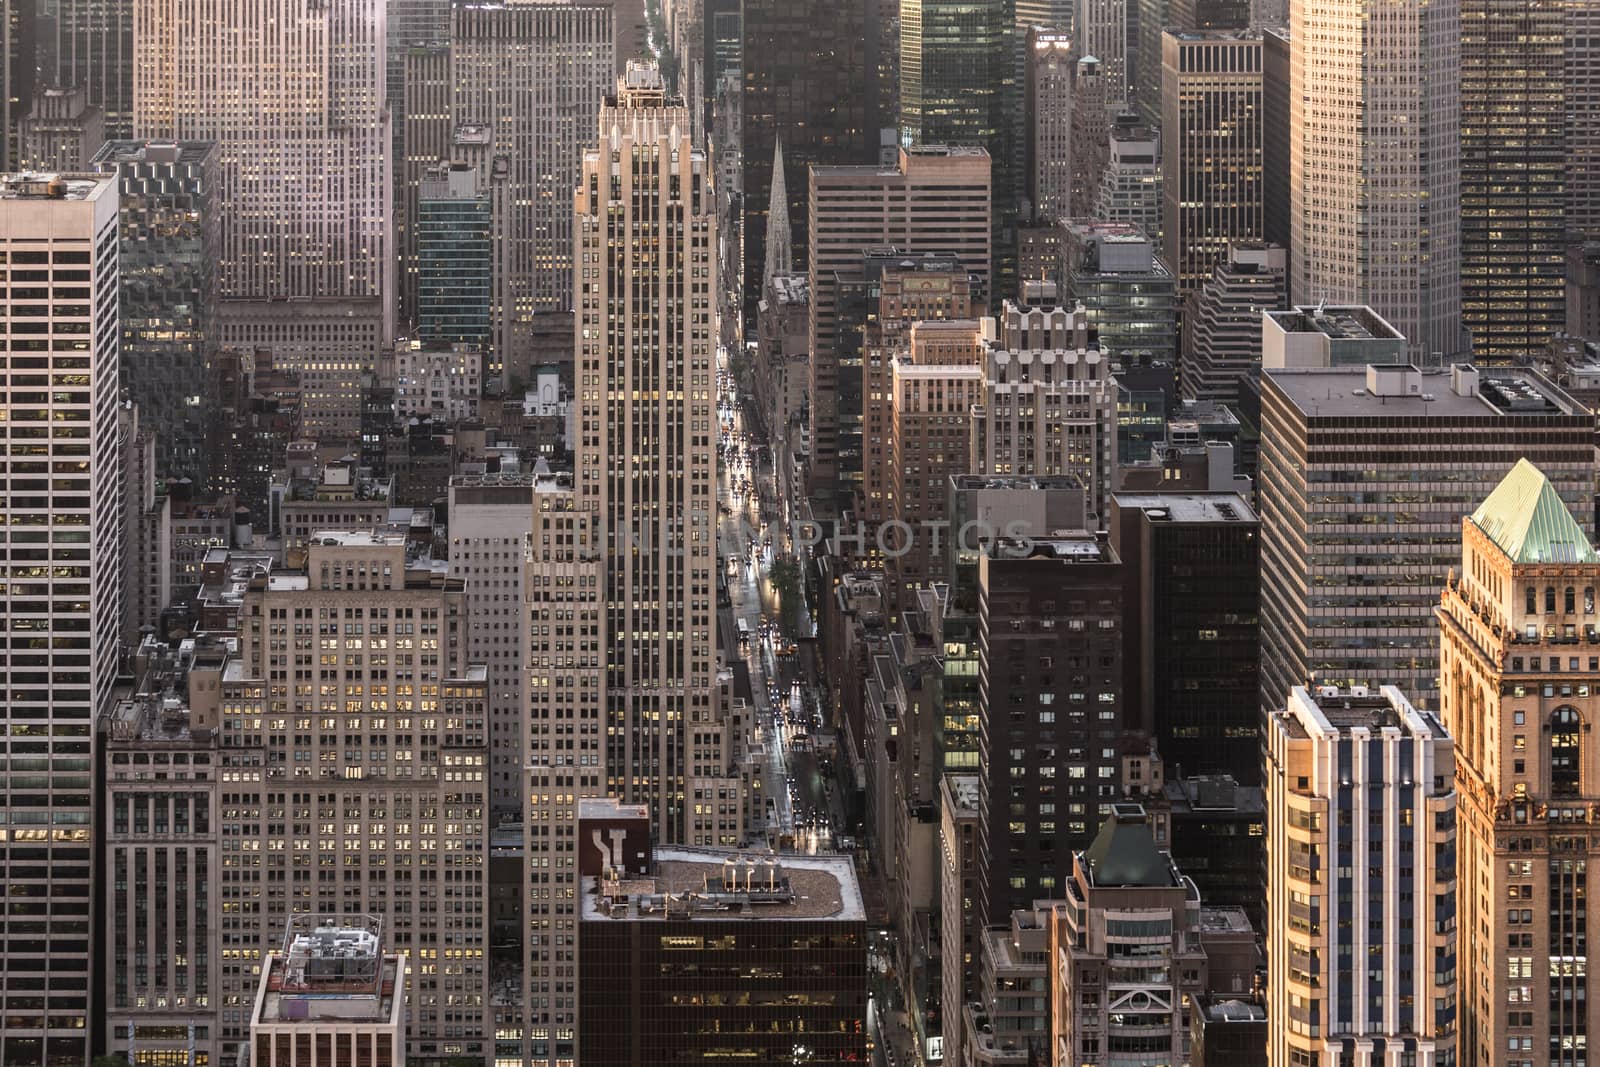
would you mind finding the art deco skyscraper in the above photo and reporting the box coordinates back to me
[1459,0,1566,364]
[134,0,390,320]
[577,64,718,840]
[1076,0,1128,108]
[56,0,133,138]
[1438,460,1600,1067]
[0,172,123,1067]
[1288,0,1462,362]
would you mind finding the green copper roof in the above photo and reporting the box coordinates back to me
[1083,805,1177,888]
[1471,458,1598,564]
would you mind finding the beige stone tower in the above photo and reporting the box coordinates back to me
[1439,458,1600,1067]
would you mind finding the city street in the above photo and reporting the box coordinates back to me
[716,345,842,854]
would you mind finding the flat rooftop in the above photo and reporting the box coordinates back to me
[1265,366,1585,419]
[1112,492,1256,523]
[0,173,111,200]
[256,953,402,1026]
[1267,305,1401,341]
[583,848,865,923]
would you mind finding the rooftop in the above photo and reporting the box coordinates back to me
[1082,804,1180,889]
[1470,458,1598,564]
[1283,684,1450,743]
[583,848,865,922]
[945,774,982,812]
[1194,995,1268,1023]
[1112,491,1255,524]
[93,140,216,165]
[255,916,403,1027]
[0,173,111,201]
[1267,305,1402,342]
[1265,365,1585,419]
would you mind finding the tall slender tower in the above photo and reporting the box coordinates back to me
[56,0,133,137]
[1439,460,1600,1067]
[0,172,122,1067]
[1288,0,1461,362]
[1459,0,1566,363]
[578,63,717,840]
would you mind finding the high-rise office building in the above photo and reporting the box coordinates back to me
[0,173,120,1067]
[970,302,1117,524]
[56,0,132,137]
[416,162,491,349]
[19,84,103,170]
[1179,241,1285,404]
[204,534,490,1062]
[859,254,976,548]
[1567,0,1600,244]
[1048,804,1220,1066]
[578,844,869,1064]
[1258,362,1593,713]
[2,0,37,169]
[1161,30,1262,299]
[1061,219,1179,371]
[518,470,606,1064]
[741,0,879,325]
[977,532,1128,929]
[1460,0,1566,364]
[1265,684,1457,1067]
[899,0,1017,289]
[1076,0,1129,108]
[1288,0,1461,362]
[887,319,987,607]
[807,146,991,505]
[1111,491,1260,782]
[134,0,390,312]
[94,139,218,484]
[249,919,408,1067]
[1260,25,1289,255]
[1026,27,1074,221]
[434,1,614,357]
[1069,54,1110,217]
[1092,118,1162,240]
[1439,459,1600,1067]
[1134,0,1249,125]
[577,64,719,839]
[448,473,536,819]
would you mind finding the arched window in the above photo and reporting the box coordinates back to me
[1528,586,1538,614]
[1567,588,1577,614]
[1552,706,1583,797]
[1547,587,1558,613]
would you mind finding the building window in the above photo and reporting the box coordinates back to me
[1551,706,1583,797]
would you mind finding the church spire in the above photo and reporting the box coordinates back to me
[763,136,793,292]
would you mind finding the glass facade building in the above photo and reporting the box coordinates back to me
[1460,0,1567,364]
[94,139,220,486]
[416,163,491,349]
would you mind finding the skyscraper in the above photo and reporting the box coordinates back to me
[1026,27,1074,221]
[1160,30,1263,298]
[1092,118,1162,240]
[1459,0,1566,363]
[1257,361,1593,712]
[899,0,1017,288]
[436,1,614,356]
[577,63,719,840]
[0,172,122,1067]
[1179,241,1285,404]
[1265,684,1457,1067]
[1076,0,1129,108]
[56,0,133,137]
[1288,0,1462,362]
[807,145,991,505]
[741,0,878,325]
[1439,460,1600,1067]
[415,162,491,349]
[1568,0,1600,245]
[134,0,389,310]
[93,139,218,484]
